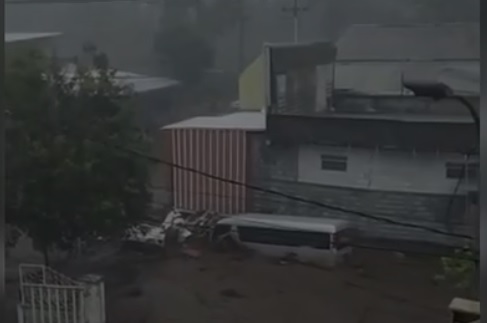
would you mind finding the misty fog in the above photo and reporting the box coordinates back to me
[6,0,479,78]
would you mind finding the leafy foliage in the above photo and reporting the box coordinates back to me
[436,245,478,294]
[6,50,151,263]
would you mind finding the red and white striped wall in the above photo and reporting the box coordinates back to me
[169,128,247,213]
[160,111,266,214]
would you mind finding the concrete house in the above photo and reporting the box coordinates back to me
[254,23,479,247]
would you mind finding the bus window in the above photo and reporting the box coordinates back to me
[237,226,331,249]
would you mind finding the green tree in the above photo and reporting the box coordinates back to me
[436,244,479,297]
[6,51,151,265]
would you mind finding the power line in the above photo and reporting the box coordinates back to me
[150,183,474,246]
[148,206,477,262]
[6,0,154,4]
[110,203,453,313]
[110,143,473,240]
[0,0,6,305]
[7,96,471,248]
[146,196,479,263]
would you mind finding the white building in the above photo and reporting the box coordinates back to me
[256,24,479,247]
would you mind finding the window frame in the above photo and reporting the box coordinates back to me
[445,161,479,180]
[320,154,348,172]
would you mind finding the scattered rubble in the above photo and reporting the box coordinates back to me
[123,208,224,250]
[123,223,166,248]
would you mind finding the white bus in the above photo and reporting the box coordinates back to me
[212,213,355,267]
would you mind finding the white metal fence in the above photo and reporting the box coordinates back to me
[17,264,95,323]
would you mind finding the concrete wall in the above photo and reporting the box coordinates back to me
[298,145,476,194]
[249,139,474,246]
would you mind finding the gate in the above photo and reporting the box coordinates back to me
[17,264,105,323]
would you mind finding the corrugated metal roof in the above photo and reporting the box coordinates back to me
[62,64,179,93]
[336,23,479,61]
[334,61,480,95]
[113,70,180,92]
[162,111,266,131]
[5,32,62,43]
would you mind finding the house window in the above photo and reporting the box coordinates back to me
[445,162,479,180]
[321,154,347,171]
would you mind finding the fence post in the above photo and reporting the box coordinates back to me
[17,304,25,323]
[80,275,105,323]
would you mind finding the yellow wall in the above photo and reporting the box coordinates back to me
[238,53,266,111]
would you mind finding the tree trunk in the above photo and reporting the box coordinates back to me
[42,243,50,267]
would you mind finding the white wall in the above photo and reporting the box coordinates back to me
[298,145,476,194]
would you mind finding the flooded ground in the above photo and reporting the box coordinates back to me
[68,244,462,323]
[6,241,466,323]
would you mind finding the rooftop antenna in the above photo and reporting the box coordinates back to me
[282,0,308,43]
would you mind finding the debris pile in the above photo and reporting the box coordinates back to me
[123,208,224,249]
[123,222,166,248]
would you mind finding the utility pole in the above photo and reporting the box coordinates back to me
[282,0,308,43]
[0,0,5,308]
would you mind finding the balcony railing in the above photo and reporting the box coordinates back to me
[269,94,478,120]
